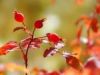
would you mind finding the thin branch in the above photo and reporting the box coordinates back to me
[26,27,36,55]
[22,22,26,27]
[19,43,25,56]
[24,27,36,75]
[22,22,32,36]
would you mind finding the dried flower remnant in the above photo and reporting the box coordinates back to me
[13,27,26,32]
[43,47,57,57]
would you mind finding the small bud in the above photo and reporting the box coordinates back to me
[14,11,24,22]
[34,19,45,29]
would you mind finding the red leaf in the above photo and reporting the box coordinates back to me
[89,45,100,57]
[32,38,42,48]
[95,4,100,14]
[90,17,98,32]
[84,57,97,69]
[84,57,100,75]
[2,41,17,50]
[97,0,100,3]
[34,18,45,29]
[63,52,81,69]
[43,47,56,57]
[46,33,62,44]
[21,37,42,49]
[76,15,91,30]
[48,71,60,75]
[76,26,83,40]
[76,15,98,32]
[13,26,25,32]
[39,69,48,75]
[0,41,17,55]
[0,48,8,55]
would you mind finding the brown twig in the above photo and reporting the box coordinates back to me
[24,27,36,75]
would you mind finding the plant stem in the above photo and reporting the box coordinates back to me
[21,22,36,75]
[19,43,27,75]
[22,22,32,36]
[24,28,36,75]
[26,27,36,56]
[87,29,90,47]
[22,22,26,27]
[19,43,25,56]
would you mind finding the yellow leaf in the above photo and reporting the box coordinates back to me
[6,63,29,74]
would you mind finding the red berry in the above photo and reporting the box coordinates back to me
[47,33,62,44]
[14,11,24,22]
[34,19,45,29]
[95,4,100,14]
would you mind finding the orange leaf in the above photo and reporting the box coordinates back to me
[89,45,100,57]
[76,15,88,25]
[51,0,56,6]
[97,0,100,3]
[0,48,8,55]
[76,26,83,40]
[43,47,55,57]
[75,0,83,5]
[95,4,100,14]
[72,45,82,59]
[76,15,98,32]
[6,63,29,74]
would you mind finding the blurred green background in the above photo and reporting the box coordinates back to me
[0,0,97,73]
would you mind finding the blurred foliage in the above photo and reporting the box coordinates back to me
[0,0,97,73]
